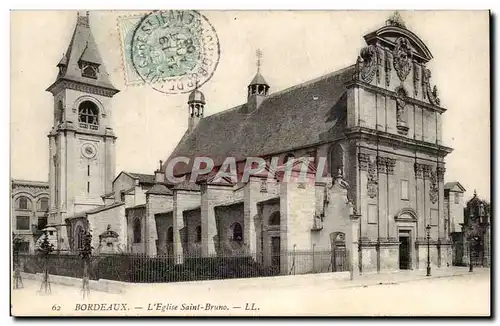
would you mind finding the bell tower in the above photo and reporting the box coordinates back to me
[46,11,120,250]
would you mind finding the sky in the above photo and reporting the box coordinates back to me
[10,10,490,201]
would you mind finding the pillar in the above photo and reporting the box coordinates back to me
[347,213,361,279]
[172,191,185,264]
[200,184,217,256]
[243,178,258,258]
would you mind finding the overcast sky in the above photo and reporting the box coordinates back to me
[10,10,490,201]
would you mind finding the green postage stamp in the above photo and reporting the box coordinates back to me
[118,10,220,94]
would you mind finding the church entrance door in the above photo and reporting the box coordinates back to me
[399,234,411,270]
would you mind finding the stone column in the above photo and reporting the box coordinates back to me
[243,178,258,258]
[377,157,388,242]
[172,190,185,264]
[347,213,361,279]
[200,184,217,256]
[358,153,371,243]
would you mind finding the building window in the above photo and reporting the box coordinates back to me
[133,218,141,243]
[17,196,30,210]
[37,217,47,230]
[232,223,243,241]
[454,193,460,204]
[367,204,377,224]
[283,153,295,165]
[195,226,202,243]
[167,227,174,243]
[430,209,439,227]
[401,180,409,200]
[78,101,99,129]
[38,198,49,211]
[75,225,85,250]
[16,216,30,230]
[269,212,280,226]
[329,142,344,177]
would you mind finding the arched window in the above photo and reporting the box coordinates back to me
[195,226,202,243]
[38,198,49,211]
[232,223,243,241]
[283,153,295,165]
[167,227,174,243]
[17,196,30,210]
[269,212,280,226]
[75,225,85,250]
[133,218,141,243]
[78,101,99,128]
[329,143,344,177]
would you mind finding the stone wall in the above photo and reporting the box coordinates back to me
[87,204,126,253]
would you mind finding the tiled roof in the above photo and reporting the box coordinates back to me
[146,183,173,195]
[125,172,156,184]
[72,202,125,218]
[444,182,466,192]
[164,65,354,176]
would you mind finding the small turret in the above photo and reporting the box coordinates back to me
[246,49,269,112]
[187,82,205,132]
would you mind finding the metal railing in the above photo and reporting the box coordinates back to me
[18,247,348,283]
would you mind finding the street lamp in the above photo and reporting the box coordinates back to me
[426,224,431,277]
[469,226,473,273]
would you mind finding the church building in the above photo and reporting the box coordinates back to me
[13,12,466,276]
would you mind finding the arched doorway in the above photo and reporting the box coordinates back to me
[330,232,346,272]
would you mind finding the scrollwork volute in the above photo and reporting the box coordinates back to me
[359,45,378,83]
[422,68,441,106]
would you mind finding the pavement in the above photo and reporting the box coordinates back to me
[11,267,490,316]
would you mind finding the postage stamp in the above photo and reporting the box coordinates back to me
[118,10,220,94]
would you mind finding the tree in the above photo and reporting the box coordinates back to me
[79,231,93,299]
[36,231,54,294]
[12,233,24,289]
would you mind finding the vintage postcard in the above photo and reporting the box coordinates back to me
[10,10,490,317]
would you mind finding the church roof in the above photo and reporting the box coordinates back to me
[46,12,118,94]
[164,65,354,176]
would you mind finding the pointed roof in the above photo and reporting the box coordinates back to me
[46,12,119,95]
[249,72,268,86]
[444,181,466,192]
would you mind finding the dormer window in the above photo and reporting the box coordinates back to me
[81,64,98,79]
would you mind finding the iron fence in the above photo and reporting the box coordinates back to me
[18,248,348,283]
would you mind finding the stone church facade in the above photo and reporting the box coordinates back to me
[12,12,467,275]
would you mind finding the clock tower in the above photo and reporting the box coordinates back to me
[46,11,119,250]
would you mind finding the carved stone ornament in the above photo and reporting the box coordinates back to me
[377,156,387,174]
[414,163,424,179]
[392,37,413,82]
[358,153,370,171]
[359,45,377,83]
[376,46,383,84]
[260,179,267,193]
[429,169,439,204]
[422,68,441,106]
[437,166,446,182]
[367,158,378,199]
[423,164,432,179]
[385,49,392,87]
[395,88,409,135]
[386,158,396,175]
[413,62,420,97]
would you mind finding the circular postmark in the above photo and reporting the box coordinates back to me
[131,10,220,94]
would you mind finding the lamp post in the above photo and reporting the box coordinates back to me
[426,224,431,277]
[469,226,473,273]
